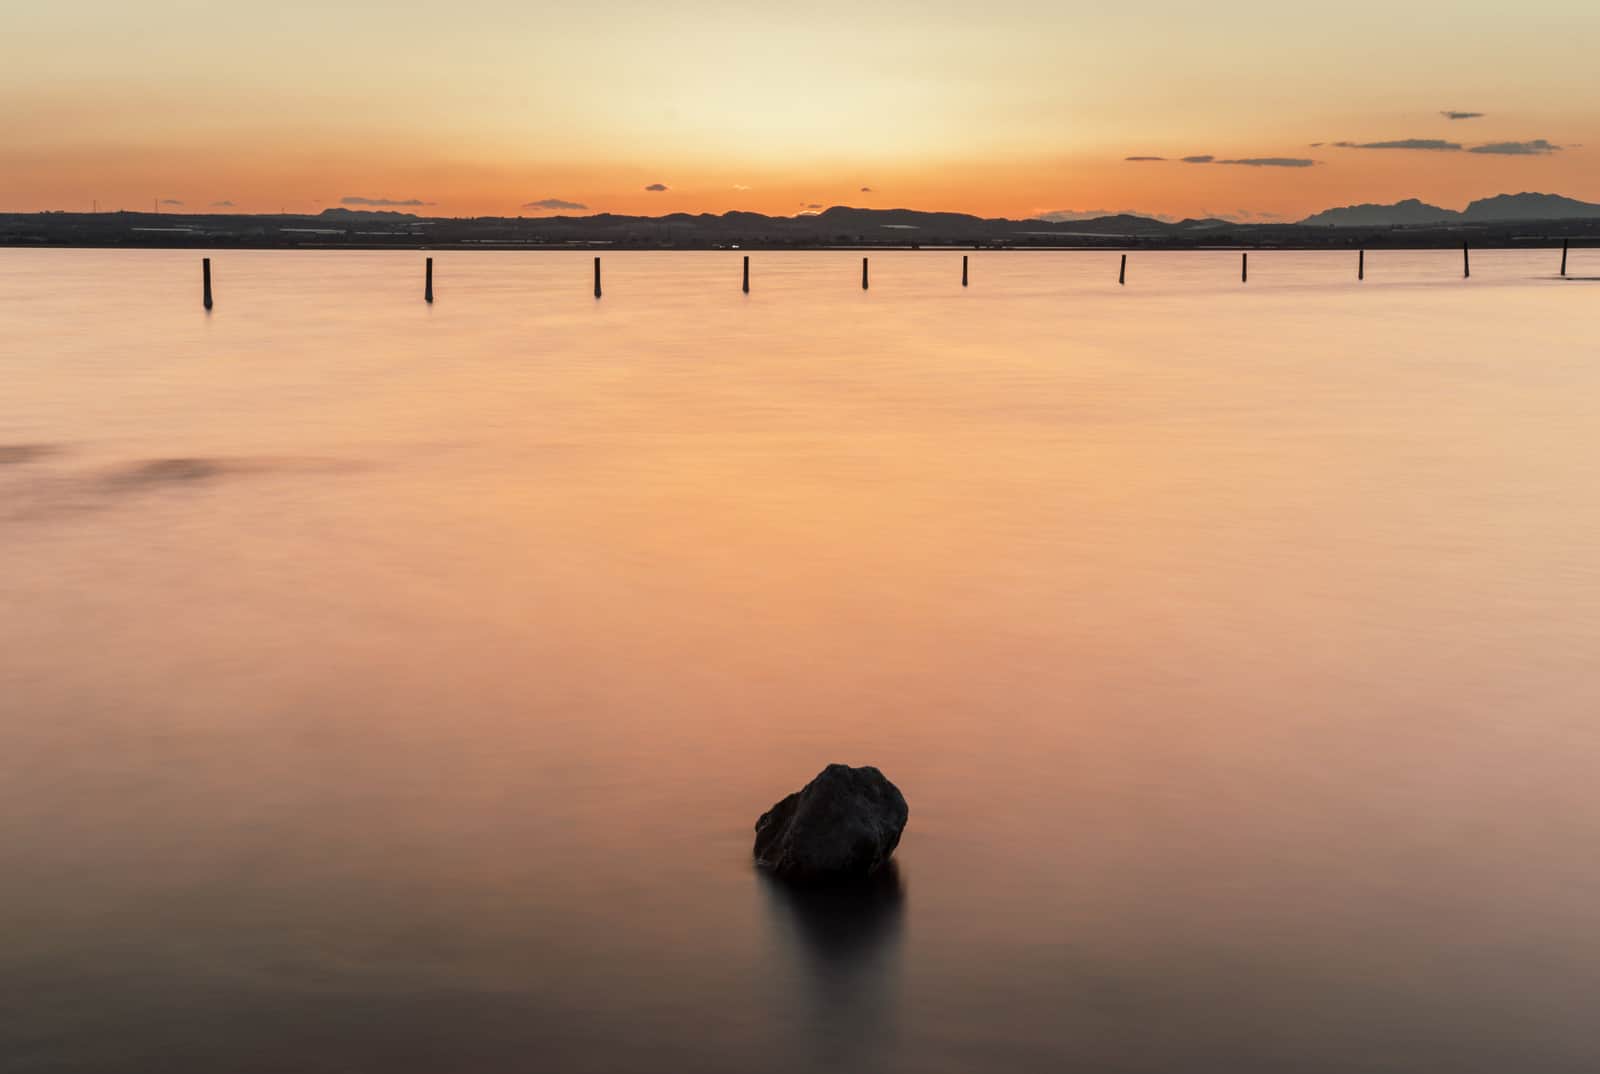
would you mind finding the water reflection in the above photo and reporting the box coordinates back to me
[6,250,1600,1072]
[759,863,905,1066]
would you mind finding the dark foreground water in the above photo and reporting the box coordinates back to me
[2,249,1598,1073]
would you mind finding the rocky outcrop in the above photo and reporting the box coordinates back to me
[754,764,908,882]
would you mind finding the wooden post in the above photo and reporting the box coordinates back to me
[424,257,433,303]
[1561,240,1568,277]
[962,255,968,287]
[742,255,750,293]
[1242,252,1248,284]
[594,256,602,298]
[862,256,869,290]
[1358,249,1364,281]
[202,258,213,310]
[1463,243,1470,279]
[1119,253,1126,286]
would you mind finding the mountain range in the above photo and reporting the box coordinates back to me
[7,193,1600,249]
[312,192,1600,233]
[1300,192,1600,227]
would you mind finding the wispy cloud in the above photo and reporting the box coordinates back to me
[1124,155,1166,162]
[1468,139,1562,155]
[160,198,183,206]
[732,184,751,191]
[1180,155,1316,167]
[644,183,669,192]
[1335,139,1462,151]
[210,200,235,208]
[523,198,587,210]
[1216,157,1317,167]
[341,196,433,207]
[860,186,873,192]
[1441,110,1485,120]
[1332,137,1562,155]
[803,203,823,209]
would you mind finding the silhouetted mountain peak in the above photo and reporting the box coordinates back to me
[1302,192,1600,227]
[1461,192,1600,220]
[1300,199,1458,227]
[320,207,419,219]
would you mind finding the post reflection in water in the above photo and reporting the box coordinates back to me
[758,863,906,1065]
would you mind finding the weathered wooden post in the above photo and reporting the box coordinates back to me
[202,258,213,310]
[1242,252,1248,284]
[594,256,602,298]
[862,256,869,291]
[1463,243,1470,279]
[962,255,968,287]
[742,255,750,293]
[1358,249,1364,281]
[1561,240,1568,277]
[1119,253,1126,286]
[425,257,433,303]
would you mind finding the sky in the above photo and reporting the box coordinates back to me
[5,0,1598,221]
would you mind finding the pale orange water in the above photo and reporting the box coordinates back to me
[2,249,1598,1073]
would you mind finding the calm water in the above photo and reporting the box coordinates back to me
[2,249,1598,1073]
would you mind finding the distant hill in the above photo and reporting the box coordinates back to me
[9,194,1600,249]
[1302,192,1600,227]
[804,206,1169,236]
[1300,198,1458,227]
[1462,193,1600,221]
[320,207,420,220]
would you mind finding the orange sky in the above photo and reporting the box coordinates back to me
[6,1,1598,221]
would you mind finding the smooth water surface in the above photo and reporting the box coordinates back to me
[2,249,1598,1072]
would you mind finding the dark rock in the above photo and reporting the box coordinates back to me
[754,764,908,882]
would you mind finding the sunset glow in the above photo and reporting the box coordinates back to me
[8,0,1597,220]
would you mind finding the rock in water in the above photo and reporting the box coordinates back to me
[754,764,908,882]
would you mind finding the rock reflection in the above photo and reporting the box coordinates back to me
[759,863,905,1065]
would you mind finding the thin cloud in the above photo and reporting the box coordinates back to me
[341,196,433,207]
[1442,110,1485,120]
[160,199,183,206]
[732,184,751,191]
[1216,157,1317,167]
[860,186,873,192]
[803,203,823,209]
[1468,139,1562,155]
[1308,142,1325,148]
[1334,139,1462,151]
[1179,155,1316,167]
[1332,135,1559,155]
[644,183,669,192]
[210,200,235,208]
[1124,156,1166,162]
[523,198,587,210]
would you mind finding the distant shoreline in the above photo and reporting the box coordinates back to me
[4,205,1598,253]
